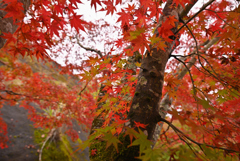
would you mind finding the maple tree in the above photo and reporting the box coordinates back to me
[0,0,240,160]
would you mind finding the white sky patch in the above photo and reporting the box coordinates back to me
[48,0,124,67]
[77,0,118,24]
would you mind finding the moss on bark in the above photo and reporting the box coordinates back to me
[89,134,140,161]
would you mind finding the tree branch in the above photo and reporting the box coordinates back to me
[179,0,198,18]
[78,79,91,97]
[175,0,215,35]
[172,55,196,94]
[157,117,239,153]
[75,36,103,59]
[0,89,50,101]
[205,9,240,31]
[152,37,220,147]
[39,128,57,161]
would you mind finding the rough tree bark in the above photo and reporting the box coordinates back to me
[127,0,181,141]
[90,0,182,160]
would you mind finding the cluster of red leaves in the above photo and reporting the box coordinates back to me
[0,117,8,149]
[0,0,240,158]
[1,0,87,59]
[0,49,97,148]
[162,1,240,152]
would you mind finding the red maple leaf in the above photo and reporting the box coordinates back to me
[134,121,147,129]
[2,0,24,22]
[117,9,133,27]
[90,0,102,10]
[0,32,16,46]
[100,0,116,15]
[115,0,122,5]
[91,149,97,156]
[69,13,86,32]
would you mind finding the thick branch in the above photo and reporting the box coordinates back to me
[152,37,220,146]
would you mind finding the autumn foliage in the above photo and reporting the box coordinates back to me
[0,0,240,160]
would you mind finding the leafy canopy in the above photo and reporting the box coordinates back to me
[0,0,240,160]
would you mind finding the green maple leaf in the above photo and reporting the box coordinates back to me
[102,132,121,152]
[130,130,152,154]
[139,148,162,161]
[124,127,138,144]
[129,28,145,41]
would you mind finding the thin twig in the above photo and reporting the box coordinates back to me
[75,36,103,59]
[158,117,239,153]
[172,52,198,58]
[205,9,240,31]
[175,0,215,35]
[78,79,91,97]
[0,89,50,101]
[180,17,200,55]
[171,55,197,95]
[196,54,240,97]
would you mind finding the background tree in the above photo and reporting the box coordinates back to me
[0,0,240,160]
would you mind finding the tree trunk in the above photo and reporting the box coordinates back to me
[90,0,182,160]
[127,0,181,148]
